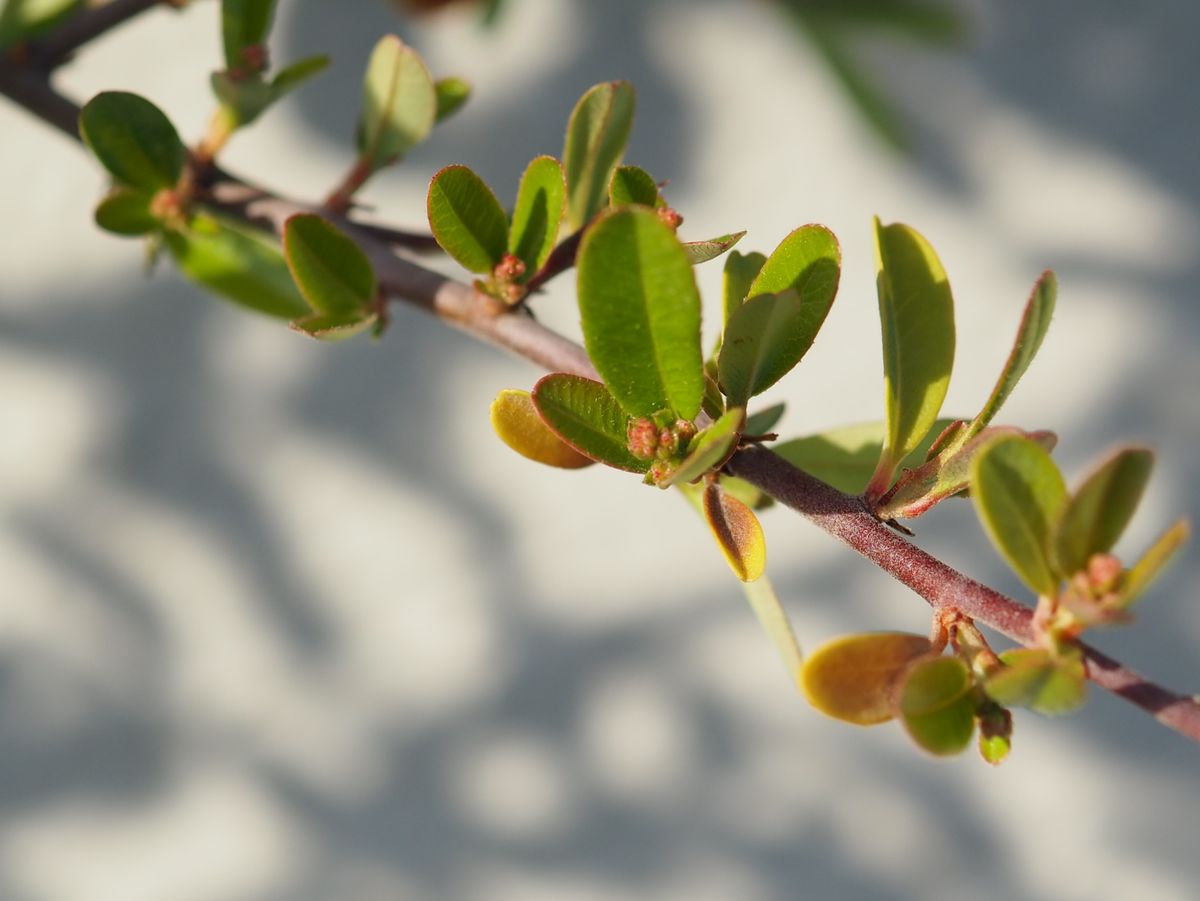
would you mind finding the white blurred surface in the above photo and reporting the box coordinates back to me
[1,1,1198,899]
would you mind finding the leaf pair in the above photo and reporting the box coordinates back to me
[427,157,566,282]
[972,436,1186,610]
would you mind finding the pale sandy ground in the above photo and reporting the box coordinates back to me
[1,1,1199,899]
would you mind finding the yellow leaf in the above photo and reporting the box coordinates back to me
[801,632,933,725]
[490,389,594,469]
[703,480,766,582]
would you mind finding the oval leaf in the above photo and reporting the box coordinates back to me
[983,648,1086,716]
[164,213,310,319]
[427,165,509,274]
[79,91,185,191]
[509,155,565,276]
[283,214,376,318]
[358,35,437,170]
[609,165,660,208]
[94,187,157,237]
[221,0,276,70]
[530,374,646,472]
[577,208,703,419]
[866,219,956,499]
[745,224,841,301]
[702,480,766,582]
[563,81,636,229]
[898,656,975,756]
[682,231,746,265]
[660,407,745,488]
[971,435,1067,596]
[1053,446,1154,576]
[801,632,932,725]
[490,389,593,469]
[1117,518,1189,610]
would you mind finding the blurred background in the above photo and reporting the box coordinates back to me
[2,1,1199,898]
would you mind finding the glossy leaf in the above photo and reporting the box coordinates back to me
[745,402,786,436]
[801,632,932,725]
[164,213,309,319]
[659,407,745,488]
[984,648,1087,715]
[898,656,975,756]
[358,35,437,170]
[773,418,954,495]
[427,165,509,274]
[1053,446,1154,576]
[283,214,375,320]
[221,0,275,70]
[434,76,471,123]
[530,374,647,472]
[682,231,746,265]
[79,91,185,192]
[703,480,766,582]
[509,155,565,276]
[971,435,1067,595]
[722,250,767,328]
[965,270,1056,440]
[94,188,157,237]
[576,208,703,419]
[0,0,81,49]
[608,165,660,208]
[745,224,841,302]
[1117,519,1190,609]
[490,389,593,469]
[563,81,636,229]
[866,219,955,498]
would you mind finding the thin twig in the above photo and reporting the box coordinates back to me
[1,23,1197,746]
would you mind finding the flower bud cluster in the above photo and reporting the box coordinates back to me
[627,414,698,485]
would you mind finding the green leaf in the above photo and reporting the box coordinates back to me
[563,81,636,229]
[1117,519,1189,609]
[270,53,329,97]
[221,0,275,70]
[576,207,703,419]
[490,389,594,469]
[801,632,932,725]
[984,648,1087,716]
[965,270,1056,441]
[0,0,81,49]
[703,479,766,582]
[358,35,437,171]
[608,165,660,208]
[971,435,1067,595]
[866,218,955,499]
[682,231,746,265]
[79,91,185,192]
[509,155,565,276]
[530,374,647,472]
[164,213,310,319]
[427,165,509,274]
[773,418,955,495]
[94,187,157,237]
[659,407,745,488]
[283,214,376,320]
[745,402,786,436]
[212,54,328,129]
[1053,446,1154,576]
[898,656,975,756]
[722,250,767,327]
[434,76,471,123]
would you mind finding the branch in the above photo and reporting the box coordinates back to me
[2,38,1197,747]
[28,0,169,69]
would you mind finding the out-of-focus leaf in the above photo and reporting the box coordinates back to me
[660,407,745,488]
[490,389,594,469]
[530,374,647,472]
[427,164,509,274]
[743,574,803,681]
[434,76,471,123]
[703,480,766,582]
[509,155,565,276]
[745,402,786,436]
[1116,519,1189,610]
[79,91,185,192]
[608,165,660,208]
[358,34,437,171]
[983,648,1087,716]
[94,187,157,237]
[1052,446,1154,577]
[221,0,275,71]
[801,632,932,725]
[563,81,636,229]
[682,231,746,265]
[164,212,309,319]
[971,435,1066,595]
[0,0,81,50]
[283,214,375,322]
[866,218,955,499]
[898,655,975,756]
[576,208,703,419]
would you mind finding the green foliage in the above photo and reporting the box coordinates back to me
[211,54,329,129]
[722,250,768,329]
[530,374,650,472]
[221,0,275,71]
[659,407,745,489]
[79,91,185,191]
[1052,447,1153,577]
[984,648,1087,716]
[490,389,594,469]
[0,0,81,49]
[898,656,976,756]
[563,80,636,229]
[427,165,510,274]
[93,187,158,236]
[358,34,437,172]
[283,214,378,337]
[509,156,566,276]
[577,208,703,420]
[434,76,472,123]
[682,232,746,265]
[609,165,661,208]
[801,632,932,725]
[1118,520,1189,609]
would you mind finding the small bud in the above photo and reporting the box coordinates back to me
[493,253,526,283]
[656,206,683,230]
[627,418,659,460]
[237,44,270,78]
[658,427,679,457]
[674,419,696,448]
[648,459,675,485]
[1086,553,1122,595]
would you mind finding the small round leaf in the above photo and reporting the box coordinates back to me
[490,389,594,469]
[801,632,932,725]
[428,165,509,274]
